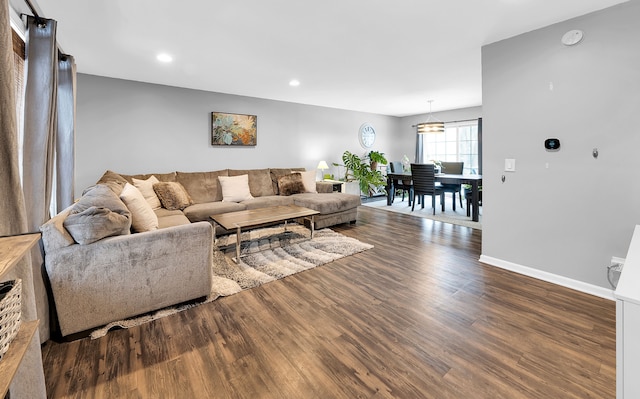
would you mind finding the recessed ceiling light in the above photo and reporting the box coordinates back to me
[157,53,173,63]
[289,79,300,87]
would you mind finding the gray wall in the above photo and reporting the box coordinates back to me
[75,74,400,196]
[481,0,640,288]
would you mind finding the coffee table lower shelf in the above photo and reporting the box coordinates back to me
[210,205,320,263]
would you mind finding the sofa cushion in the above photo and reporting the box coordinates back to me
[96,170,129,192]
[183,201,246,223]
[97,170,177,185]
[120,183,159,232]
[292,192,361,214]
[132,175,162,209]
[229,169,274,197]
[153,182,193,210]
[154,208,191,228]
[278,173,305,196]
[270,168,305,195]
[315,181,334,194]
[219,174,254,202]
[126,171,177,184]
[176,169,228,203]
[63,184,132,245]
[241,195,295,210]
[154,208,187,218]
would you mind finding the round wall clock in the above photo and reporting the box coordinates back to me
[359,123,376,149]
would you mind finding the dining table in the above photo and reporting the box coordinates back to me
[386,173,483,222]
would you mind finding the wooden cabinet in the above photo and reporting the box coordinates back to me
[615,225,640,399]
[0,234,41,397]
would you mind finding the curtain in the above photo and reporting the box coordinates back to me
[23,15,57,230]
[56,54,76,212]
[0,1,47,397]
[22,15,56,342]
[415,130,423,164]
[22,15,76,342]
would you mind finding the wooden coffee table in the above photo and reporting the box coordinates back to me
[210,205,320,262]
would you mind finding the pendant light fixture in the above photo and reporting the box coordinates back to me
[417,100,445,134]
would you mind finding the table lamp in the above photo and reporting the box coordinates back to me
[317,160,330,180]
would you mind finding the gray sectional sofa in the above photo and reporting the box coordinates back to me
[40,167,360,337]
[95,167,361,230]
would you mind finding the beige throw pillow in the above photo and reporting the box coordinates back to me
[218,174,254,202]
[120,183,159,232]
[153,182,194,210]
[296,170,317,193]
[132,175,162,210]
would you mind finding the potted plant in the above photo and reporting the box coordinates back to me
[401,155,411,173]
[334,150,387,197]
[366,150,388,171]
[429,159,442,174]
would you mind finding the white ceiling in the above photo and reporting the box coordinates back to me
[12,0,628,116]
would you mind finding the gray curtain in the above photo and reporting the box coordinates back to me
[56,54,76,212]
[22,15,57,342]
[0,1,47,397]
[415,131,423,164]
[23,16,57,228]
[22,15,76,342]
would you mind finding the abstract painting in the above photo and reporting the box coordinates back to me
[211,112,257,146]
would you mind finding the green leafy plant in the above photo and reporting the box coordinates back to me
[366,150,388,165]
[335,150,387,197]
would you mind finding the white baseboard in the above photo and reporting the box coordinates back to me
[479,255,615,301]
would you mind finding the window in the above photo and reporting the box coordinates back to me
[423,119,481,175]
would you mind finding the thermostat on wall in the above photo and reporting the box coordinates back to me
[545,138,561,151]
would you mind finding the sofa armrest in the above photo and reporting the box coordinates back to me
[44,221,213,336]
[316,181,334,193]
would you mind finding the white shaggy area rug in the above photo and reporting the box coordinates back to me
[90,225,372,339]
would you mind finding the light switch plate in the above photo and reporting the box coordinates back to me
[505,158,516,172]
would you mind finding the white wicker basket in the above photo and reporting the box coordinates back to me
[0,279,22,360]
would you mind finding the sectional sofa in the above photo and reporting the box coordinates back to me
[94,167,361,231]
[40,167,361,337]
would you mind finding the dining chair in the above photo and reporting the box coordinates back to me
[439,161,464,210]
[389,161,412,205]
[410,163,444,214]
[465,188,482,217]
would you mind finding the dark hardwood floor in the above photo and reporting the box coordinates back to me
[41,206,615,398]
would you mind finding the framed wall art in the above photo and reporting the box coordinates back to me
[211,112,257,146]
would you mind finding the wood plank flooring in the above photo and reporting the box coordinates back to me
[41,206,616,398]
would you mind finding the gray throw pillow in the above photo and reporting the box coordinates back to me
[63,184,132,245]
[64,206,131,245]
